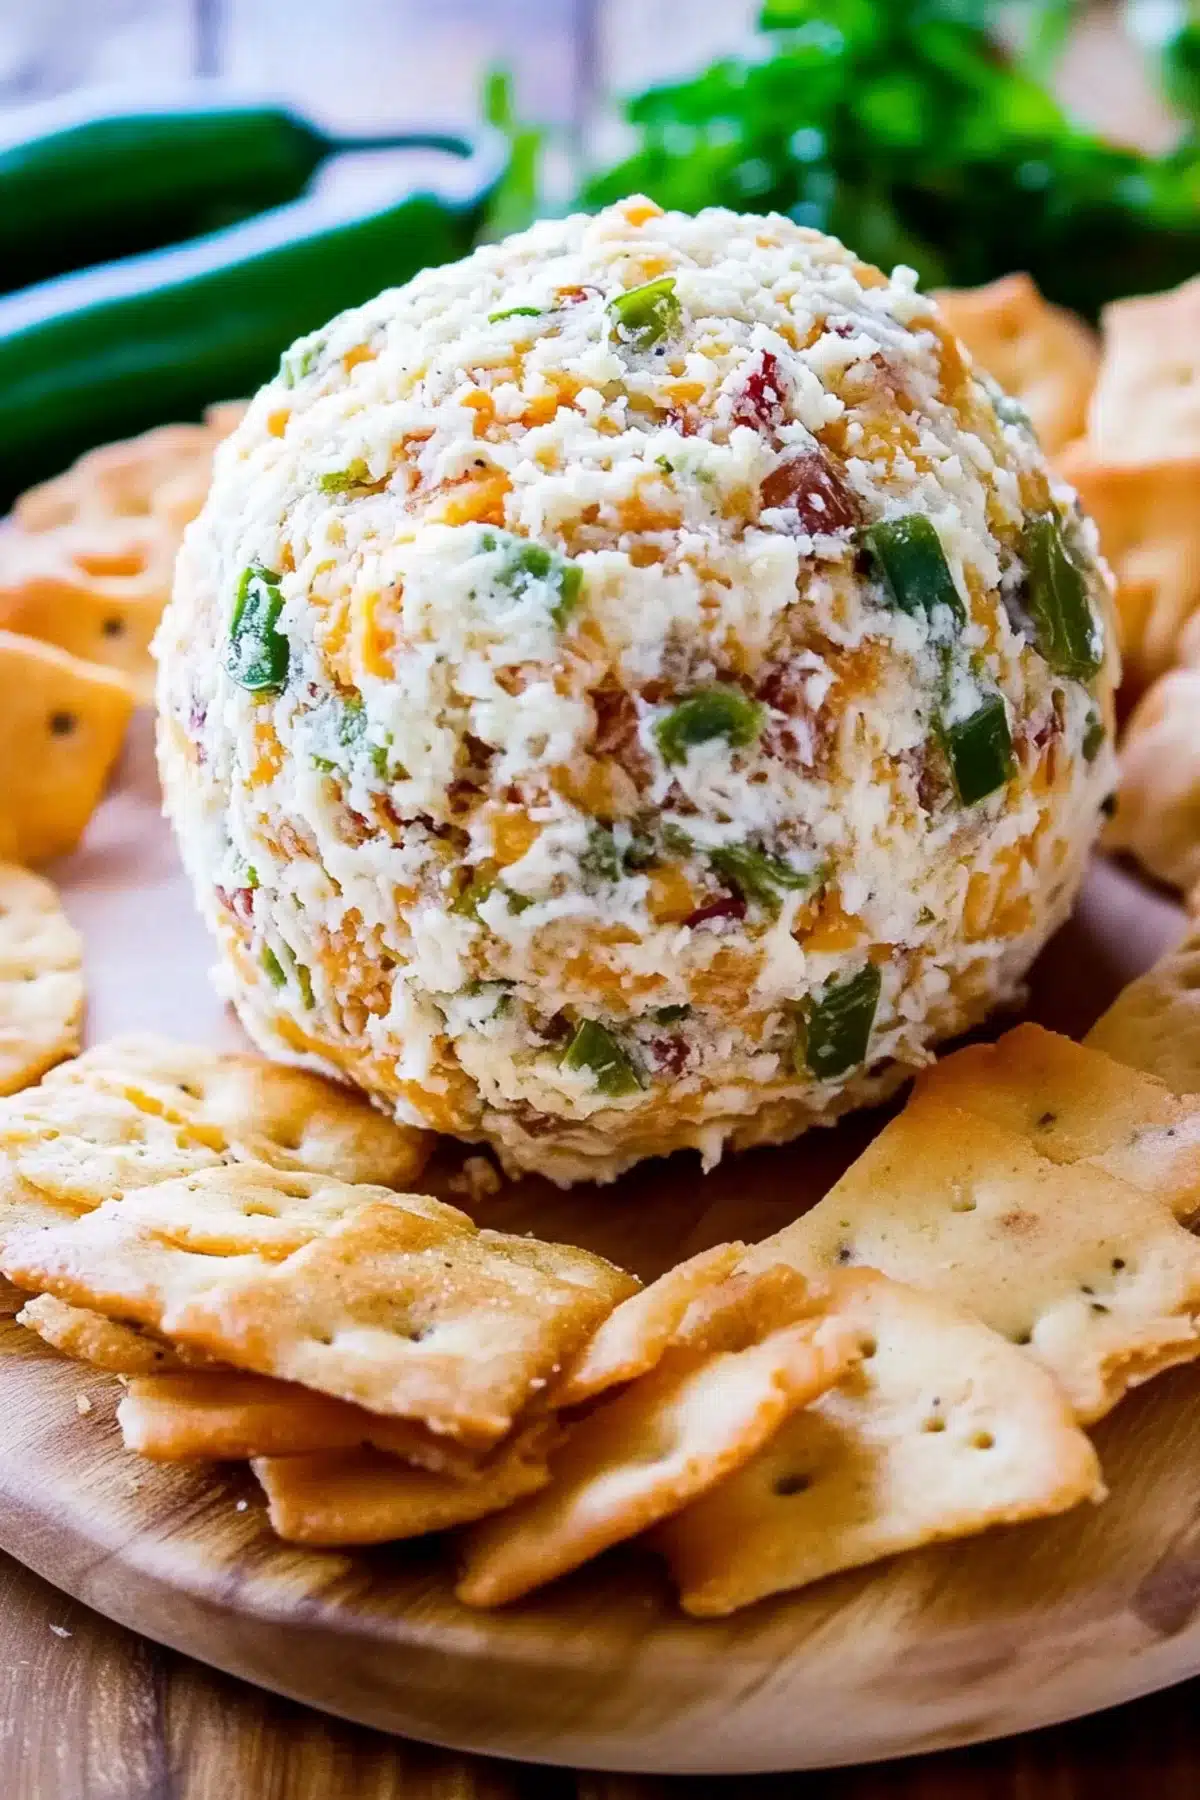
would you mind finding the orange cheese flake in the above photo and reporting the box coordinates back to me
[266,408,290,439]
[803,894,865,954]
[249,719,284,787]
[461,388,497,437]
[342,344,375,374]
[490,808,541,867]
[621,199,663,227]
[353,590,397,681]
[434,471,511,528]
[647,864,695,924]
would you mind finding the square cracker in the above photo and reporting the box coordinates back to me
[455,1287,857,1608]
[1090,276,1200,465]
[933,273,1098,457]
[0,1033,434,1240]
[741,1090,1200,1423]
[0,1189,635,1443]
[54,1034,433,1190]
[1103,668,1200,894]
[0,518,174,699]
[916,1023,1200,1219]
[554,1242,746,1408]
[0,630,136,866]
[17,1294,194,1374]
[1058,449,1200,695]
[253,1431,555,1547]
[657,1270,1102,1617]
[0,1086,229,1235]
[0,864,83,1098]
[1087,929,1200,1097]
[14,409,244,535]
[116,1371,481,1476]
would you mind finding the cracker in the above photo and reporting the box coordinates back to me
[116,1371,481,1475]
[0,631,137,866]
[934,273,1098,456]
[1059,449,1200,694]
[15,407,244,535]
[1090,276,1200,464]
[554,1243,745,1407]
[253,1430,555,1547]
[455,1304,857,1608]
[16,1294,195,1374]
[0,519,174,698]
[1105,668,1200,894]
[917,1023,1200,1219]
[0,864,83,1097]
[0,1191,635,1443]
[1087,930,1200,1095]
[56,1033,433,1189]
[657,1270,1102,1616]
[741,1090,1200,1423]
[90,1163,457,1259]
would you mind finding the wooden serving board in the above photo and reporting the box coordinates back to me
[0,713,1196,1775]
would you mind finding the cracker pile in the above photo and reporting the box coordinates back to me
[4,974,1200,1615]
[0,404,241,868]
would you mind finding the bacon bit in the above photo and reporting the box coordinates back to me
[761,450,861,534]
[187,698,207,737]
[592,686,641,758]
[686,895,748,930]
[215,885,255,924]
[758,662,827,769]
[732,350,786,434]
[651,1033,691,1077]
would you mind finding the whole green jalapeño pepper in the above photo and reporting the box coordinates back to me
[0,128,504,506]
[0,92,459,297]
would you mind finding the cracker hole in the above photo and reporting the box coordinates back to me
[949,1192,977,1214]
[1013,1329,1033,1346]
[1111,1257,1126,1273]
[773,1471,811,1496]
[102,616,126,638]
[971,1431,995,1451]
[48,711,76,737]
[858,1335,877,1359]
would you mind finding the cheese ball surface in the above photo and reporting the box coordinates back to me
[157,199,1116,1184]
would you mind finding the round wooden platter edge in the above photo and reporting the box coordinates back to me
[4,1299,1200,1775]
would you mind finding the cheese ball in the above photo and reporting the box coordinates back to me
[157,198,1117,1185]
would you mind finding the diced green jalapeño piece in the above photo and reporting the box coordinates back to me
[488,305,542,323]
[261,946,287,988]
[710,843,819,915]
[482,530,584,626]
[655,685,765,766]
[801,964,882,1081]
[861,514,966,629]
[1082,705,1106,763]
[561,1019,645,1096]
[945,692,1014,805]
[319,458,370,494]
[226,564,289,694]
[607,276,681,348]
[1021,513,1103,680]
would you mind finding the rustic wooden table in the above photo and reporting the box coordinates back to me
[1,0,1196,1789]
[4,1547,1200,1797]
